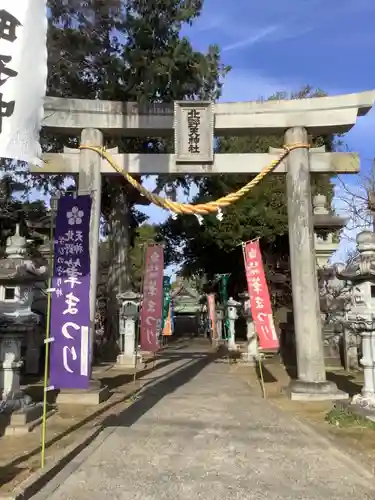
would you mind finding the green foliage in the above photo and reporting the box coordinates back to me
[2,0,229,303]
[4,0,229,207]
[98,223,161,292]
[161,87,336,306]
[0,175,48,256]
[129,224,162,291]
[325,406,375,429]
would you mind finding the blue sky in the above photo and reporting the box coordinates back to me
[140,0,375,264]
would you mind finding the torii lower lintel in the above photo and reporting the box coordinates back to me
[30,150,359,176]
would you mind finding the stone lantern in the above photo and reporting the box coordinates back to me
[313,194,347,269]
[314,194,348,368]
[238,291,258,364]
[215,304,224,344]
[225,297,241,350]
[0,224,47,432]
[336,231,375,409]
[115,290,141,368]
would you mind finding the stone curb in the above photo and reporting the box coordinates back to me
[0,387,141,500]
[335,399,375,422]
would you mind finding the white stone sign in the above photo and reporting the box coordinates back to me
[0,0,47,164]
[174,101,214,163]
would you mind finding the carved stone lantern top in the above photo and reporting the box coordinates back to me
[0,225,47,284]
[313,194,329,215]
[117,290,141,320]
[238,291,252,318]
[226,297,240,323]
[116,290,141,304]
[238,291,250,301]
[227,297,241,308]
[313,194,347,230]
[335,231,375,283]
[313,194,348,269]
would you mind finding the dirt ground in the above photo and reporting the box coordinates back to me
[231,357,375,475]
[1,347,374,494]
[0,359,155,494]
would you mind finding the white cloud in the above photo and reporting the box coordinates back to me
[193,15,224,33]
[222,23,316,52]
[222,25,281,52]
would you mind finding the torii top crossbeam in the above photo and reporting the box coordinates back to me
[43,90,375,136]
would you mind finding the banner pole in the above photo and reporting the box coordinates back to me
[257,355,266,398]
[41,200,56,469]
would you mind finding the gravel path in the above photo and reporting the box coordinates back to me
[31,340,375,499]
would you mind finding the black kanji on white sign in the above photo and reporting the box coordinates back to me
[0,10,21,42]
[0,55,18,86]
[0,93,15,133]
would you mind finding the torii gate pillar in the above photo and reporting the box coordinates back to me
[285,126,346,400]
[78,128,103,372]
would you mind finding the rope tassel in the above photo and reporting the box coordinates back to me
[79,143,310,215]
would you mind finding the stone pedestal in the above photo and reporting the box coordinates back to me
[287,379,347,401]
[113,290,140,370]
[239,291,258,364]
[242,320,258,364]
[0,333,49,435]
[115,318,137,368]
[226,298,240,351]
[0,334,23,400]
[215,307,224,345]
[56,379,110,405]
[359,330,375,402]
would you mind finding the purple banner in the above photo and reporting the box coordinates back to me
[49,195,91,390]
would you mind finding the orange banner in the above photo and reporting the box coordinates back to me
[163,304,172,336]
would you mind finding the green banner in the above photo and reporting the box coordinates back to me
[162,276,171,329]
[215,273,231,339]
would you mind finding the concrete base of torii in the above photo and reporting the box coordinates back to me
[56,380,111,406]
[287,380,349,402]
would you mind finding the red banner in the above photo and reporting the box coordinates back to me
[207,293,216,339]
[243,240,279,350]
[140,245,164,352]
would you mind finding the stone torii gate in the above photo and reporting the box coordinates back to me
[31,91,375,401]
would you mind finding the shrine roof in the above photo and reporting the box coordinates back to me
[171,281,201,300]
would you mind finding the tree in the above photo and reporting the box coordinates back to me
[0,175,48,257]
[98,223,160,294]
[161,87,337,308]
[129,224,161,292]
[335,159,375,245]
[2,0,229,343]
